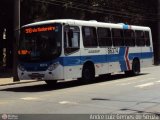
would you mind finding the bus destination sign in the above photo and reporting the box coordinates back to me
[25,26,56,34]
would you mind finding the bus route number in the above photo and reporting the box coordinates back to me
[108,48,118,54]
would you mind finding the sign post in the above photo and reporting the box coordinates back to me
[13,0,20,82]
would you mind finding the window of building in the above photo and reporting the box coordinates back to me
[82,26,98,47]
[124,29,135,46]
[112,29,124,46]
[97,27,112,47]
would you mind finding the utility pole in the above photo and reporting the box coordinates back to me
[13,0,20,82]
[158,0,160,64]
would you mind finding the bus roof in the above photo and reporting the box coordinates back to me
[22,19,151,31]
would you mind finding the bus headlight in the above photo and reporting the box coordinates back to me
[48,62,59,71]
[18,65,26,71]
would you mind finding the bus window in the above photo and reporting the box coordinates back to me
[144,31,151,46]
[124,30,135,46]
[97,28,112,47]
[64,26,80,54]
[135,30,145,46]
[82,26,98,47]
[112,29,124,46]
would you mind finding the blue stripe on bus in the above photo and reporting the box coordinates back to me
[22,51,153,72]
[129,52,153,60]
[60,52,153,67]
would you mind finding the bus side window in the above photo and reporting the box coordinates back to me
[135,30,145,46]
[112,29,124,46]
[64,26,80,54]
[124,29,135,46]
[82,26,98,47]
[144,31,151,46]
[97,27,112,47]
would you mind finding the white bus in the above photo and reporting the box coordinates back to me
[18,19,154,85]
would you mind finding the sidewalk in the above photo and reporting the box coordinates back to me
[0,71,36,86]
[0,77,37,86]
[0,77,13,86]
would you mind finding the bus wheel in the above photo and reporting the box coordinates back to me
[131,59,140,75]
[45,80,57,86]
[82,65,95,83]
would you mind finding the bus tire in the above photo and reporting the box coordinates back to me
[82,64,95,83]
[45,80,57,86]
[131,59,140,75]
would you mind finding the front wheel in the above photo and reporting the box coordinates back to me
[45,80,57,86]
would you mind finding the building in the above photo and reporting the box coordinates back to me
[20,0,160,64]
[0,0,159,78]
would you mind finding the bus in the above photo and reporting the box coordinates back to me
[18,19,154,85]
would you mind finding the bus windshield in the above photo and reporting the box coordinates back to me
[18,23,62,63]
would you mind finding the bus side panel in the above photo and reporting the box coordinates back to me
[128,47,141,64]
[141,46,154,68]
[63,52,82,80]
[108,47,137,73]
[108,47,121,73]
[80,48,109,77]
[49,61,64,80]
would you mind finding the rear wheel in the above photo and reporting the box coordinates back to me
[131,59,140,75]
[82,65,95,83]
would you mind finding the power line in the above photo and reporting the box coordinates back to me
[55,0,158,18]
[34,0,159,21]
[65,0,153,11]
[52,0,158,16]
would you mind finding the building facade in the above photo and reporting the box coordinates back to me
[19,0,160,64]
[0,0,159,74]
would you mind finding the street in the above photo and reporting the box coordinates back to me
[0,66,160,114]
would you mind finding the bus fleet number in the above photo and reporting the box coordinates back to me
[108,48,118,54]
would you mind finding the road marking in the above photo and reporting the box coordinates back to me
[99,82,111,86]
[125,78,137,80]
[146,78,156,80]
[135,82,154,88]
[21,97,38,101]
[59,101,78,105]
[118,82,137,86]
[156,80,160,83]
[99,77,138,86]
[0,101,8,105]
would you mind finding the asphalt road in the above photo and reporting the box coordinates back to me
[0,66,160,116]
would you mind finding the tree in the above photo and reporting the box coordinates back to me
[21,0,158,26]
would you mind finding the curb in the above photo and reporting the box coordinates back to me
[0,79,37,86]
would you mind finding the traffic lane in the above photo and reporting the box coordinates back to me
[0,66,160,114]
[0,65,157,92]
[1,78,160,114]
[0,72,149,93]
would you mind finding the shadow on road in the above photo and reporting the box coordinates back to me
[120,108,160,115]
[0,73,148,93]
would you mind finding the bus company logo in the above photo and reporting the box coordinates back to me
[2,114,8,120]
[1,114,18,120]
